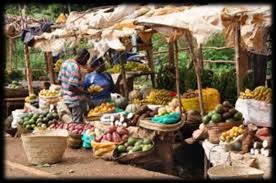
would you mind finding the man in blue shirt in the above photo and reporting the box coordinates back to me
[83,56,114,107]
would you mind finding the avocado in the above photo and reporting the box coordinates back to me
[43,117,48,123]
[207,111,214,118]
[229,108,238,116]
[202,115,211,124]
[126,146,133,152]
[117,145,127,153]
[31,124,36,128]
[215,104,223,114]
[223,101,233,108]
[234,112,243,121]
[143,138,152,145]
[128,150,134,154]
[26,124,31,129]
[225,118,235,123]
[222,106,230,113]
[211,113,222,123]
[127,137,137,146]
[134,140,143,147]
[29,119,35,124]
[222,112,231,120]
[142,144,153,152]
[132,145,142,152]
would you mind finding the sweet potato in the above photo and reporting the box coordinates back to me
[112,132,121,143]
[256,127,270,137]
[107,126,117,134]
[121,134,128,141]
[106,133,112,141]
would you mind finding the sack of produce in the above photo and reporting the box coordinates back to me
[201,88,220,112]
[152,112,181,124]
[235,98,271,127]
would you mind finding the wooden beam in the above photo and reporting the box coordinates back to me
[185,32,204,116]
[8,38,13,74]
[146,39,155,88]
[46,52,55,84]
[119,54,128,99]
[168,42,175,66]
[234,16,241,96]
[174,41,183,116]
[204,60,235,64]
[24,44,34,95]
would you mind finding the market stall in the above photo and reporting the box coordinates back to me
[6,4,272,180]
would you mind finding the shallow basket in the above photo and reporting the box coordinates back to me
[17,124,32,135]
[207,121,242,144]
[208,165,264,179]
[21,129,68,165]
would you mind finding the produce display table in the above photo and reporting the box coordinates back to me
[200,140,271,179]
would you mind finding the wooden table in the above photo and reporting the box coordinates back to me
[3,97,26,118]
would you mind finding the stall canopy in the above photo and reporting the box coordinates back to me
[31,4,271,56]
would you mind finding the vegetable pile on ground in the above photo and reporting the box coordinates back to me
[94,126,129,143]
[87,103,115,117]
[239,86,272,103]
[202,101,243,125]
[116,137,153,155]
[182,89,199,98]
[157,98,180,116]
[48,121,95,135]
[18,111,59,130]
[7,81,22,89]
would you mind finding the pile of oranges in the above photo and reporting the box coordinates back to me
[220,125,245,143]
[88,103,115,117]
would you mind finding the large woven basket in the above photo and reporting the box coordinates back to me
[21,129,68,165]
[208,165,264,179]
[138,118,184,132]
[207,121,242,144]
[17,124,32,136]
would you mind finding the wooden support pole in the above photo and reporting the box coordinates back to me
[24,45,34,95]
[46,52,55,84]
[14,38,18,71]
[147,40,155,88]
[185,32,204,116]
[119,54,128,99]
[198,44,203,70]
[174,41,183,116]
[234,16,241,96]
[196,45,205,117]
[168,42,175,66]
[8,38,13,74]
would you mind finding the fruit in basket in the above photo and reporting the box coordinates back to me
[233,112,243,121]
[117,137,153,156]
[87,85,103,93]
[215,104,223,114]
[220,126,245,143]
[127,137,137,146]
[117,145,127,153]
[211,113,222,123]
[202,116,211,124]
[222,112,231,120]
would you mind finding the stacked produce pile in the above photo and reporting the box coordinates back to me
[100,112,135,127]
[39,89,60,97]
[7,81,22,89]
[116,137,153,155]
[107,62,151,74]
[94,126,129,143]
[202,101,243,125]
[48,121,95,135]
[25,94,38,103]
[133,89,173,105]
[250,127,271,157]
[18,111,59,131]
[239,86,272,103]
[87,103,115,117]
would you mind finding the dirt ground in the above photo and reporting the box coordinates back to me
[4,137,180,179]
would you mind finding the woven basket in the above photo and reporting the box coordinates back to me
[21,129,68,165]
[17,124,32,135]
[67,135,82,149]
[112,141,155,164]
[138,118,184,132]
[208,165,264,179]
[207,121,242,144]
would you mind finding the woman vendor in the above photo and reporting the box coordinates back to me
[83,56,115,107]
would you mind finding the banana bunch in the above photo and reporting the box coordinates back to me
[25,93,38,103]
[54,59,63,72]
[39,89,59,97]
[240,86,272,103]
[144,89,172,105]
[107,62,150,74]
[88,85,103,93]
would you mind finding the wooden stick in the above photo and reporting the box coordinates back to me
[204,60,235,64]
[198,44,203,70]
[174,41,183,116]
[46,52,55,84]
[234,16,241,96]
[146,39,155,88]
[8,38,13,74]
[24,44,34,95]
[168,42,175,66]
[119,54,128,99]
[185,32,204,116]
